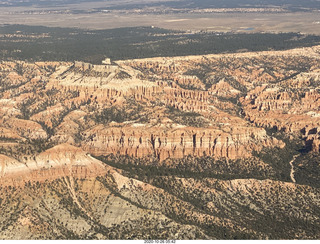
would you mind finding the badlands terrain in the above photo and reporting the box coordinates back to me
[0,45,320,239]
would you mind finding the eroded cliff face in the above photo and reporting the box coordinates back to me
[0,149,319,240]
[81,124,284,161]
[1,47,320,161]
[241,87,320,133]
[0,144,108,187]
[0,46,319,179]
[305,127,320,153]
[0,46,320,240]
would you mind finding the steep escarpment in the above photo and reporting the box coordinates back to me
[0,46,319,177]
[0,46,320,239]
[0,144,108,186]
[241,87,320,134]
[2,150,319,239]
[81,124,284,161]
[0,57,291,161]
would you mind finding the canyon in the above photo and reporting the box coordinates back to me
[0,45,320,239]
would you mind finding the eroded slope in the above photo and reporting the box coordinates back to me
[0,46,320,239]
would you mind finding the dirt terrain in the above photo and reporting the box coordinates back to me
[0,2,320,34]
[0,45,320,239]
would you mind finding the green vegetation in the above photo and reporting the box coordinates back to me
[253,130,308,182]
[1,25,320,63]
[294,153,320,188]
[91,102,149,125]
[95,154,271,183]
[93,107,139,124]
[166,106,209,128]
[94,154,320,239]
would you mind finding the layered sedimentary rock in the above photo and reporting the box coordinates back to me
[305,127,320,153]
[3,118,47,140]
[0,144,108,186]
[81,124,284,161]
[0,154,29,178]
[0,45,319,176]
[0,46,320,240]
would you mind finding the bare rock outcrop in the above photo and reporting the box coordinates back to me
[0,45,319,185]
[0,144,108,186]
[3,118,47,140]
[81,124,284,161]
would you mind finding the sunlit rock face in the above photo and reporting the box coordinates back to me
[0,46,320,240]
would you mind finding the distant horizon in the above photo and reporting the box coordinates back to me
[1,0,320,10]
[0,0,320,241]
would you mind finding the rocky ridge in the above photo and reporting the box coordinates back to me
[0,46,320,239]
[0,144,107,187]
[0,46,319,167]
